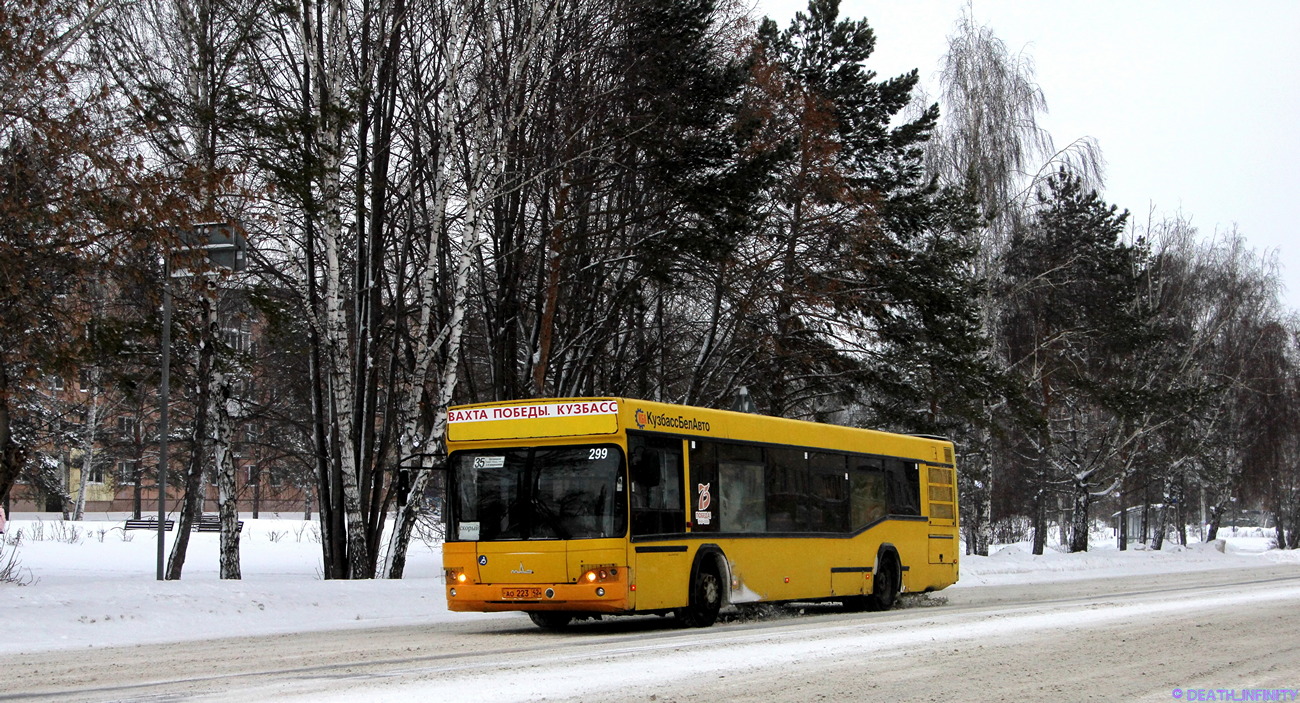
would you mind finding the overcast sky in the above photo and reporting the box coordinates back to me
[754,0,1300,313]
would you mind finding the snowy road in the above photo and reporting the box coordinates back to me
[7,564,1299,702]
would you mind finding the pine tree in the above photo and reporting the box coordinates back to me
[1001,168,1141,553]
[732,0,988,426]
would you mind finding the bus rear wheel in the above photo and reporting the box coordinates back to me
[678,567,722,628]
[866,553,900,611]
[528,612,573,630]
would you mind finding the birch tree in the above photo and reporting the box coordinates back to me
[239,0,347,574]
[244,0,563,577]
[1236,318,1300,548]
[302,0,368,579]
[72,368,106,521]
[92,0,264,577]
[924,6,1106,556]
[243,0,382,579]
[1188,237,1284,541]
[381,0,551,578]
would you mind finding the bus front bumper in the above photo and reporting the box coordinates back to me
[446,581,630,613]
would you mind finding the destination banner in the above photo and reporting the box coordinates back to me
[447,400,619,424]
[446,400,624,440]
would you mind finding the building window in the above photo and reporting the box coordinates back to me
[117,460,139,485]
[222,325,252,354]
[77,369,102,393]
[87,462,105,484]
[228,374,253,398]
[117,416,138,440]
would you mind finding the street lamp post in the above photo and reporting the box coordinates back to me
[157,252,172,580]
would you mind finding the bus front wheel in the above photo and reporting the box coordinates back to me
[528,612,573,630]
[678,567,722,628]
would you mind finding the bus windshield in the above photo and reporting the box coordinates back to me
[450,444,626,541]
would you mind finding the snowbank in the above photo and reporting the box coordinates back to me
[956,528,1300,587]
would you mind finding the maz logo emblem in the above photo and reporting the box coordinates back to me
[511,563,534,575]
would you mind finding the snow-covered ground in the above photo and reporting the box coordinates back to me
[2,514,1297,656]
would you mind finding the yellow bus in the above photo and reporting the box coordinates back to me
[443,398,959,628]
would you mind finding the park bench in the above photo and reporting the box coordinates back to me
[194,515,243,533]
[121,517,242,532]
[123,518,174,531]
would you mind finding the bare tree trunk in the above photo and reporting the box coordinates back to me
[1151,489,1168,551]
[0,368,16,507]
[381,106,482,576]
[381,0,553,576]
[214,369,241,579]
[969,445,994,556]
[1140,493,1151,544]
[383,222,479,578]
[167,282,217,580]
[1067,477,1089,552]
[60,453,72,518]
[300,0,370,580]
[74,368,102,521]
[132,442,144,520]
[1206,498,1225,541]
[533,181,566,396]
[684,266,728,406]
[1175,478,1188,547]
[384,467,426,579]
[1197,485,1207,542]
[1117,477,1128,550]
[302,215,342,576]
[1272,500,1290,550]
[1031,485,1048,555]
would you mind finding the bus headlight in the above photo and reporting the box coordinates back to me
[580,567,619,584]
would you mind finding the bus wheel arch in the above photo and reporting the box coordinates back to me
[867,545,902,611]
[678,545,727,628]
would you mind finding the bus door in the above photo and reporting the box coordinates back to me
[627,434,688,610]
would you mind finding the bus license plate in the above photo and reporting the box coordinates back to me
[502,587,543,600]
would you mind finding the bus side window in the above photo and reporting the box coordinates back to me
[628,434,685,536]
[765,447,805,532]
[629,447,660,508]
[885,459,921,516]
[808,452,849,533]
[719,443,765,533]
[851,462,888,529]
[689,441,719,532]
